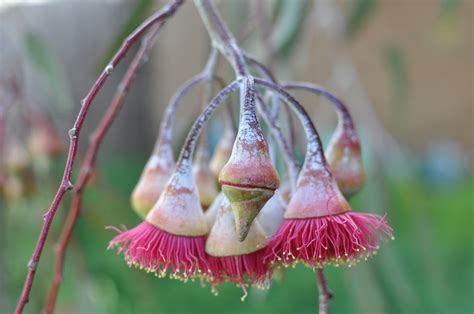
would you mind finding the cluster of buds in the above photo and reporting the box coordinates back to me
[108,0,393,302]
[109,71,393,298]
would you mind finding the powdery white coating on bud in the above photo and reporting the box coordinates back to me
[256,190,286,237]
[285,167,350,219]
[145,162,209,236]
[218,77,280,241]
[206,197,268,257]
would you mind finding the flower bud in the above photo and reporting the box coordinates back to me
[193,143,219,209]
[256,190,286,237]
[325,121,365,198]
[27,121,64,159]
[205,192,224,227]
[209,126,235,177]
[5,140,30,174]
[206,197,272,292]
[285,167,350,219]
[206,197,268,257]
[145,161,209,236]
[219,107,279,241]
[131,145,174,218]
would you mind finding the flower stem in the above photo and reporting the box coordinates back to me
[316,268,333,314]
[176,80,240,170]
[154,48,219,152]
[15,1,183,313]
[254,78,329,170]
[282,82,358,141]
[194,0,248,76]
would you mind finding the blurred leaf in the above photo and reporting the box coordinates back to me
[433,0,462,47]
[439,0,461,17]
[269,0,309,58]
[97,0,154,71]
[384,45,409,120]
[345,0,377,39]
[23,33,72,113]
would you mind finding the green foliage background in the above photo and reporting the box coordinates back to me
[4,155,473,313]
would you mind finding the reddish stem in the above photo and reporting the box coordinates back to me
[43,26,162,314]
[15,1,183,313]
[316,268,333,314]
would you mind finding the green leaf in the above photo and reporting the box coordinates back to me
[345,0,377,39]
[96,0,154,71]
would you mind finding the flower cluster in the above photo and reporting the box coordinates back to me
[109,71,393,299]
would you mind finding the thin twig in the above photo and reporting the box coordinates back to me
[316,268,333,314]
[43,25,162,314]
[15,1,183,313]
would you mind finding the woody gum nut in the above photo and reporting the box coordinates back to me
[221,185,275,241]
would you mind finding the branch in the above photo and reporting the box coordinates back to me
[43,25,162,314]
[15,1,183,313]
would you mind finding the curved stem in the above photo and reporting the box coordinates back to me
[194,0,248,76]
[43,26,161,314]
[15,1,183,313]
[176,80,240,171]
[316,268,333,314]
[256,95,298,194]
[254,78,329,171]
[282,82,357,141]
[154,49,220,153]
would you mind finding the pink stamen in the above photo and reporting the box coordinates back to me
[108,221,210,281]
[264,212,393,267]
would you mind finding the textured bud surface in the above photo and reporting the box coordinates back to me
[131,150,175,218]
[206,197,268,257]
[325,122,365,197]
[145,162,209,236]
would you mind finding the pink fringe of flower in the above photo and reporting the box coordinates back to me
[108,221,211,281]
[264,212,393,267]
[208,249,271,290]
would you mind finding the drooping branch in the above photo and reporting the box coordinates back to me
[43,25,162,314]
[15,1,183,313]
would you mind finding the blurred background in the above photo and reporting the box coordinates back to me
[0,0,472,313]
